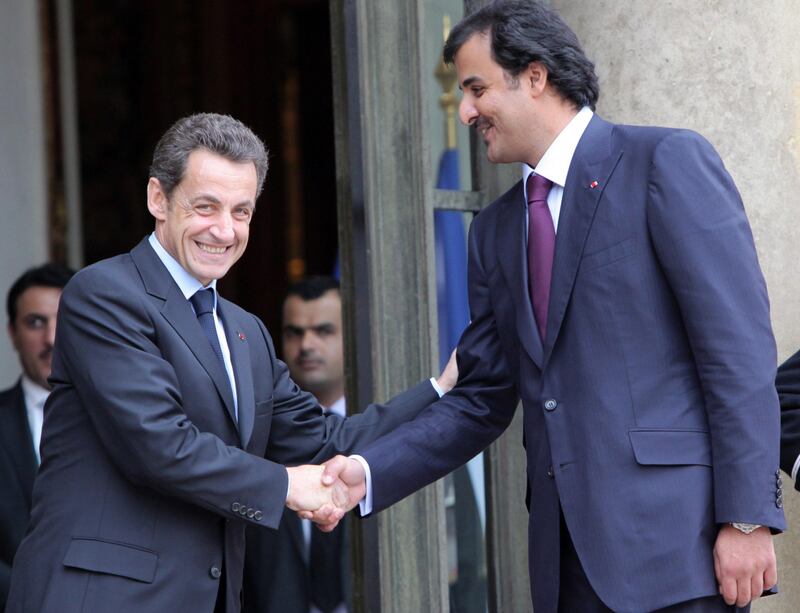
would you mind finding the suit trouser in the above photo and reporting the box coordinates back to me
[558,513,750,613]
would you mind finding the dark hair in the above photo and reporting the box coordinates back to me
[7,263,75,326]
[285,276,340,303]
[149,113,269,199]
[443,0,599,110]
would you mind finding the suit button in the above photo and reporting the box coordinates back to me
[254,511,263,521]
[240,507,248,516]
[231,502,241,512]
[247,508,256,519]
[210,566,222,579]
[543,399,558,411]
[546,465,554,478]
[777,499,783,509]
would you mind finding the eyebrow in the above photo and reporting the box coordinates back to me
[189,194,222,205]
[190,194,255,208]
[460,76,481,90]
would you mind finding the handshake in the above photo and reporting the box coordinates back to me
[285,456,366,532]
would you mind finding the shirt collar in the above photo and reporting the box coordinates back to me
[148,233,217,304]
[325,396,346,417]
[523,106,594,188]
[20,375,49,409]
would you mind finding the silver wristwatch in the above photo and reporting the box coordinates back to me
[730,522,761,534]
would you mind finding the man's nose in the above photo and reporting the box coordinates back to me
[459,97,478,126]
[45,319,57,347]
[211,211,235,241]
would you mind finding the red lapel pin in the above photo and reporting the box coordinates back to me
[238,332,246,341]
[590,180,599,189]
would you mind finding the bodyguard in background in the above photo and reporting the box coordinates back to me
[778,350,800,485]
[0,263,74,608]
[244,276,350,613]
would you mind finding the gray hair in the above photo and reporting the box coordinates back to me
[149,113,269,198]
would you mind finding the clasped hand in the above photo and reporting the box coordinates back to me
[285,457,366,532]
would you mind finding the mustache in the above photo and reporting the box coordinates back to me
[39,348,52,361]
[474,117,492,132]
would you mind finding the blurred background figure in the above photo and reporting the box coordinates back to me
[0,263,74,608]
[244,276,349,613]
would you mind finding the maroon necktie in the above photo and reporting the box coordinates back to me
[526,173,555,341]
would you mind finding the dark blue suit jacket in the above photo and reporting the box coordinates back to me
[5,239,437,613]
[0,382,37,610]
[359,116,785,613]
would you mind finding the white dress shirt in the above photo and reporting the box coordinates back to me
[522,105,594,235]
[21,375,49,464]
[148,233,238,418]
[355,107,594,515]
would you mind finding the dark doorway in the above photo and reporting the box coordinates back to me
[72,0,338,335]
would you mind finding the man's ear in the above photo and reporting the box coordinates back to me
[147,177,168,221]
[526,61,549,97]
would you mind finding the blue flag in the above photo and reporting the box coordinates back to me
[434,148,469,370]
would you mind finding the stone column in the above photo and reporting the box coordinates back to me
[552,2,800,610]
[0,0,49,386]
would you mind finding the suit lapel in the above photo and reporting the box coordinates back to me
[543,116,623,361]
[131,239,239,431]
[497,183,544,369]
[219,299,255,449]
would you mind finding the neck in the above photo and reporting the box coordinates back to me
[528,100,580,167]
[315,384,344,409]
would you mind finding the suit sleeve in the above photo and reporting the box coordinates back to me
[259,316,439,466]
[55,269,291,529]
[647,130,785,530]
[355,216,520,513]
[777,349,800,483]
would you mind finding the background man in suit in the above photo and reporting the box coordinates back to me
[778,350,800,487]
[317,2,784,611]
[244,276,351,613]
[6,113,455,613]
[0,263,73,608]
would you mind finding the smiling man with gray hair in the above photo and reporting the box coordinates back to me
[5,113,455,613]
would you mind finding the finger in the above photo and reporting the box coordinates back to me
[719,576,737,606]
[764,562,778,591]
[297,510,313,520]
[735,577,751,608]
[751,573,763,601]
[316,519,340,533]
[331,479,351,509]
[322,455,348,486]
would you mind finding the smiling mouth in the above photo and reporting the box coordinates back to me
[195,242,228,255]
[476,120,493,140]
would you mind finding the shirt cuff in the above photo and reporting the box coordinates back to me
[350,454,373,516]
[430,377,445,398]
[792,454,800,483]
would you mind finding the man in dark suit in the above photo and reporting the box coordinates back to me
[777,350,800,486]
[244,276,351,613]
[0,263,73,609]
[5,113,454,613]
[317,2,785,611]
